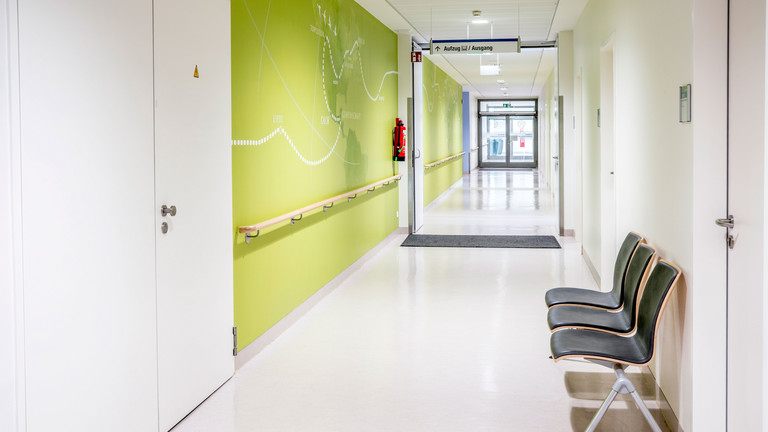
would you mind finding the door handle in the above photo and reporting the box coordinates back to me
[552,156,559,160]
[715,215,734,229]
[161,205,177,217]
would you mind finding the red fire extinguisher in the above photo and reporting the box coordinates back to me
[393,118,406,161]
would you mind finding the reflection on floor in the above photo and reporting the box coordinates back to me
[421,169,553,235]
[173,169,670,432]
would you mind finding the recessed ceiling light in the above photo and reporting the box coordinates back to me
[500,87,508,91]
[496,79,505,83]
[480,65,500,75]
[471,19,489,24]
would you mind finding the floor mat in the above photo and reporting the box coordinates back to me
[400,234,561,249]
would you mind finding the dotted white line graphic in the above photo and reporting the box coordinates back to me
[232,125,342,166]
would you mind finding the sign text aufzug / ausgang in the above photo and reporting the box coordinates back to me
[429,39,520,55]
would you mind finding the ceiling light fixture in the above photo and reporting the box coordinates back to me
[480,65,501,75]
[472,10,482,17]
[500,87,508,91]
[497,79,506,83]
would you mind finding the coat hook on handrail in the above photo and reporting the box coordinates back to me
[291,214,303,225]
[323,202,334,212]
[348,194,357,202]
[367,187,376,194]
[245,230,260,244]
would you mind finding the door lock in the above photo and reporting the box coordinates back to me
[161,222,169,234]
[715,215,735,249]
[161,205,177,217]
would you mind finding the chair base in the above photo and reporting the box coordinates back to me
[586,362,662,432]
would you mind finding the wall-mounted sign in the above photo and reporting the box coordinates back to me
[411,51,422,63]
[430,38,520,55]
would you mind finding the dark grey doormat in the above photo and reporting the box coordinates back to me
[401,234,561,249]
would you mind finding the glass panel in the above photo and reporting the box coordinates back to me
[482,116,507,164]
[509,117,535,163]
[480,100,536,113]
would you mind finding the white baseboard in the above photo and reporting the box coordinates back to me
[641,367,684,432]
[424,176,464,212]
[235,227,408,370]
[581,247,601,289]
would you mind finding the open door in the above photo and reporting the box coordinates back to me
[153,0,234,429]
[409,45,424,233]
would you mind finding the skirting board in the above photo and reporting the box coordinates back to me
[424,176,463,213]
[235,227,409,370]
[581,246,601,289]
[641,366,684,432]
[563,229,575,237]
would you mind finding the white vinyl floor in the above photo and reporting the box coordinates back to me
[173,169,670,432]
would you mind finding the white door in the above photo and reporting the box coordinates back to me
[599,41,616,290]
[411,53,424,233]
[17,1,159,430]
[153,0,234,430]
[727,0,766,429]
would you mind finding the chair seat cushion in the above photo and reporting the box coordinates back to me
[547,305,632,333]
[550,328,650,365]
[544,287,621,310]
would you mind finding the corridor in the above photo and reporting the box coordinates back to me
[174,170,668,432]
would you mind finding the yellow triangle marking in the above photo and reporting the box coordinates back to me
[194,65,199,78]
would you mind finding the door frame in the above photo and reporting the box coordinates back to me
[477,98,539,169]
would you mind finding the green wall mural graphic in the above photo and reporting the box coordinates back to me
[422,57,463,205]
[232,0,398,348]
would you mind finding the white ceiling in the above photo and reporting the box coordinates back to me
[354,0,588,98]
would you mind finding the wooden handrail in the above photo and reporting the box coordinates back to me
[239,174,403,241]
[424,152,465,169]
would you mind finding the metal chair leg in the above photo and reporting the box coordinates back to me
[585,389,618,432]
[585,363,663,432]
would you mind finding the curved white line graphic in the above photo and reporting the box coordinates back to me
[232,125,346,166]
[241,0,354,165]
[322,36,397,102]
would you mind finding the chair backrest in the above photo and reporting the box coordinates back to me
[610,232,645,302]
[618,244,656,329]
[635,260,682,364]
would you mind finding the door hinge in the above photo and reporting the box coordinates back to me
[233,326,238,356]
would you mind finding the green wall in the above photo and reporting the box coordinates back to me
[422,57,463,205]
[231,0,399,348]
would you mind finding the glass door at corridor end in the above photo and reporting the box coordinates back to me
[478,99,538,169]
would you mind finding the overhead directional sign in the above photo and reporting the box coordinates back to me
[430,38,521,55]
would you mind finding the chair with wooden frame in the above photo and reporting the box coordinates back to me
[545,232,645,310]
[547,244,656,334]
[549,260,682,432]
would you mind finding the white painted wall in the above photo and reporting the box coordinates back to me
[1,1,19,430]
[573,0,696,428]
